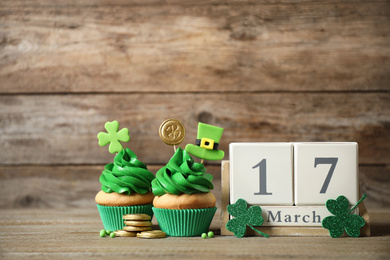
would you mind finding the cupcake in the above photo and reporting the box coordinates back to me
[152,147,217,237]
[95,121,155,231]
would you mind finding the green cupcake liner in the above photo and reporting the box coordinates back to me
[152,207,217,237]
[97,204,153,231]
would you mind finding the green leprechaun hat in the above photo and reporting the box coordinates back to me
[185,122,225,161]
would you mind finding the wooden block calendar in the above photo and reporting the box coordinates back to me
[221,142,370,236]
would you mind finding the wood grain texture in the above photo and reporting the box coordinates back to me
[0,0,389,212]
[1,93,389,165]
[0,164,387,209]
[1,0,389,93]
[0,165,222,209]
[0,208,389,259]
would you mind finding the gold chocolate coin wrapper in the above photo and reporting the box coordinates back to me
[137,230,167,239]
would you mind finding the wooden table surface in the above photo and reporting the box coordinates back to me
[1,208,389,259]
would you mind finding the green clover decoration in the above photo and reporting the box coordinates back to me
[226,198,269,238]
[97,120,130,154]
[322,194,367,238]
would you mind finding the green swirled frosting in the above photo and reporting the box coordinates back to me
[99,148,155,195]
[152,147,214,196]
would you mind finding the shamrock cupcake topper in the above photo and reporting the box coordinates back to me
[97,120,130,153]
[185,122,225,163]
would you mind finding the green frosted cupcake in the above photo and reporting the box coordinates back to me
[95,148,155,231]
[152,148,217,236]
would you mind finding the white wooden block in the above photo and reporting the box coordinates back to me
[230,143,293,205]
[294,142,359,206]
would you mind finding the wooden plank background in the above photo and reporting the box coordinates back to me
[1,0,389,210]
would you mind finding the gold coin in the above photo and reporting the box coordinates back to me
[124,220,152,227]
[137,230,167,239]
[113,230,137,237]
[159,119,186,145]
[123,225,153,232]
[123,214,151,221]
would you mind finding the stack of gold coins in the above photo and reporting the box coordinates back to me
[123,214,153,232]
[113,214,166,239]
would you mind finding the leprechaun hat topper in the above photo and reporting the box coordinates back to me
[185,122,225,161]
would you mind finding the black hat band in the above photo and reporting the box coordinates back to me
[195,138,219,150]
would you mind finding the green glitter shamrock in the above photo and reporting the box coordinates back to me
[322,194,367,238]
[226,198,269,238]
[97,120,130,154]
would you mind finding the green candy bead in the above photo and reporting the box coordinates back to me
[110,232,116,238]
[100,229,106,237]
[208,231,214,238]
[105,230,111,235]
[201,233,207,239]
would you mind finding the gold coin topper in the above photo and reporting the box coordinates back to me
[159,119,186,146]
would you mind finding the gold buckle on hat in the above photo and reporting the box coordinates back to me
[200,138,214,150]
